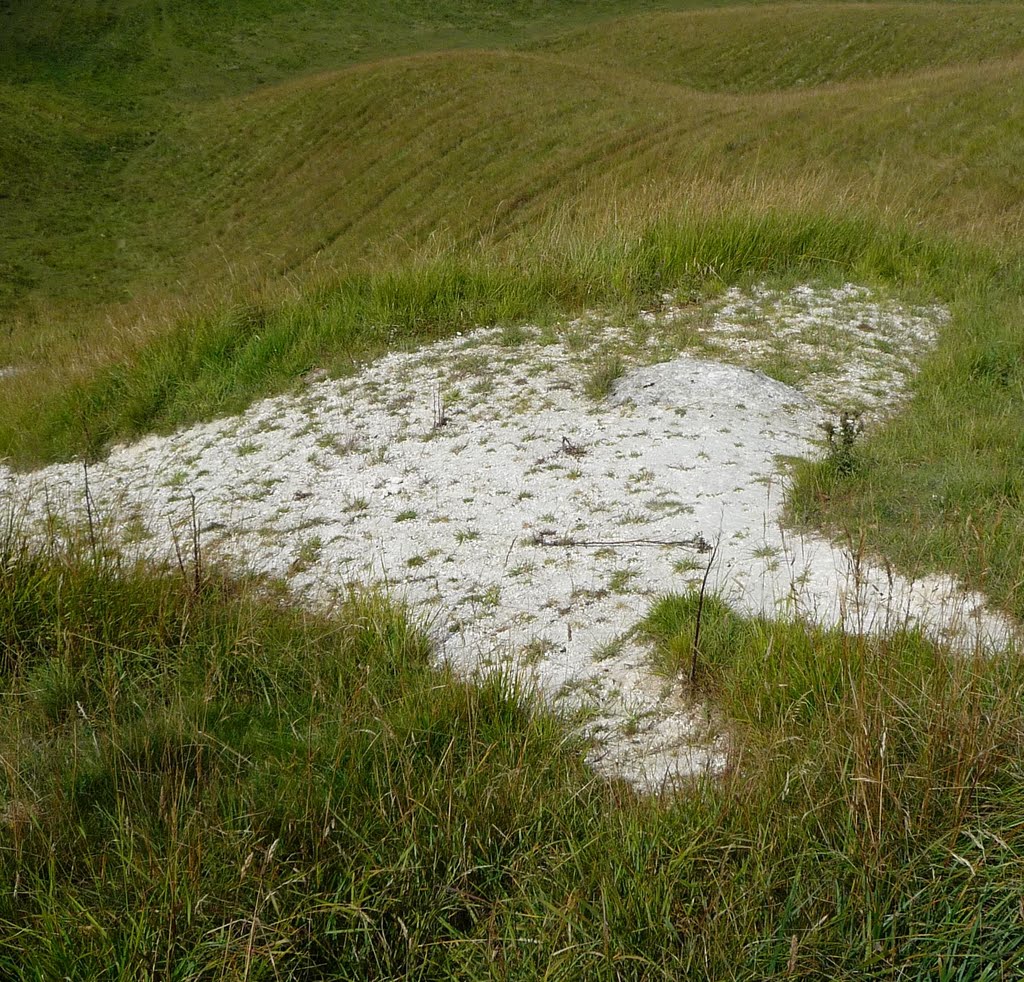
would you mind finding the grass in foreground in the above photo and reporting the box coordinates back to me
[1,530,1023,978]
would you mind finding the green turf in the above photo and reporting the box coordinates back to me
[5,1,1024,331]
[2,530,1022,978]
[529,3,1024,92]
[5,3,1024,975]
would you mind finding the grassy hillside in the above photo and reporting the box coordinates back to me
[3,527,1023,978]
[5,2,1024,340]
[154,43,1024,282]
[0,0,693,321]
[2,0,703,98]
[4,3,1024,976]
[529,3,1024,91]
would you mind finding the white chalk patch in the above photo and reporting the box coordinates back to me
[2,284,1015,791]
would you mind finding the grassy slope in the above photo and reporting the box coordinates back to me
[0,82,136,311]
[528,2,1024,91]
[2,533,1022,978]
[160,45,1024,264]
[4,5,1024,974]
[2,3,1024,608]
[6,2,1024,337]
[0,0,714,320]
[4,9,1024,355]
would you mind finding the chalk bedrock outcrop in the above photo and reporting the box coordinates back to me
[3,285,1014,791]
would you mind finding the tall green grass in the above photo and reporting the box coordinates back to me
[7,204,1023,634]
[2,527,1022,978]
[789,287,1024,619]
[0,207,992,466]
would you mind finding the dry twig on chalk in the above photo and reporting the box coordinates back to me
[530,529,712,553]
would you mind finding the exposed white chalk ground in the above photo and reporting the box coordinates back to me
[2,284,1016,791]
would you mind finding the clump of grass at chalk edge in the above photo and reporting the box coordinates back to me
[2,516,1023,978]
[0,207,982,467]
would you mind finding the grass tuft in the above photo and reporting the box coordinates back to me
[584,352,627,400]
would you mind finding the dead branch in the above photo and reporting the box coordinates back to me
[530,529,711,553]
